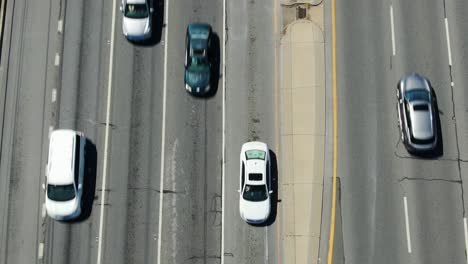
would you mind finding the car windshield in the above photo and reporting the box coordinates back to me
[124,3,148,19]
[245,149,266,160]
[47,184,75,201]
[404,89,429,102]
[243,184,268,202]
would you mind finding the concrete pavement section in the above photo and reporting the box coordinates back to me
[279,5,325,263]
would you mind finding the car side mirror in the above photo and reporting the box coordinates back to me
[42,183,46,190]
[237,189,241,193]
[119,5,123,12]
[150,7,154,13]
[78,183,83,190]
[269,190,273,194]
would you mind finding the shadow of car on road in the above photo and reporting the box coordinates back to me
[67,138,98,223]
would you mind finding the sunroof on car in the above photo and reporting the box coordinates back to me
[413,104,429,111]
[249,173,263,181]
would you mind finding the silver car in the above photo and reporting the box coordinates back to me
[121,0,152,41]
[396,73,438,153]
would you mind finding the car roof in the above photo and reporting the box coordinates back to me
[126,0,146,4]
[409,102,433,139]
[188,23,211,35]
[48,130,77,185]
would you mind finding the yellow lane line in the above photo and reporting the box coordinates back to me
[273,0,281,263]
[327,0,338,262]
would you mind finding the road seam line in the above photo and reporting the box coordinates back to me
[221,0,226,262]
[444,18,452,66]
[327,0,338,262]
[464,218,468,264]
[156,0,170,262]
[390,4,396,56]
[96,0,118,261]
[273,0,281,262]
[403,196,412,253]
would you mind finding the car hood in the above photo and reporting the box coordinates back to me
[239,198,270,222]
[403,73,430,91]
[123,17,149,36]
[46,197,79,219]
[185,67,210,87]
[410,108,433,139]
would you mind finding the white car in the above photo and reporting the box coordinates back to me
[45,130,86,221]
[121,0,152,41]
[239,141,272,224]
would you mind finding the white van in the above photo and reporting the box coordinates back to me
[45,129,86,220]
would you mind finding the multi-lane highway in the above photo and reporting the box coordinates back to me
[0,0,281,263]
[332,0,468,263]
[3,0,468,263]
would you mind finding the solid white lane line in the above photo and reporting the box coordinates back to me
[57,20,63,33]
[403,196,412,253]
[390,5,396,56]
[445,18,452,66]
[41,203,46,218]
[156,0,170,263]
[51,88,57,102]
[54,53,60,66]
[38,242,44,259]
[464,218,468,264]
[96,0,118,262]
[48,126,53,139]
[220,0,226,262]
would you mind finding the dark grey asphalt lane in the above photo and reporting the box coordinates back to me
[335,0,466,263]
[158,1,223,263]
[0,0,61,262]
[224,1,278,264]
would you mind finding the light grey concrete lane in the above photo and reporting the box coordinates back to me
[159,1,223,263]
[394,1,465,262]
[336,0,416,263]
[447,0,468,230]
[447,0,468,161]
[224,0,277,264]
[0,0,60,262]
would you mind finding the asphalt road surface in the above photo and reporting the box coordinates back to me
[0,0,279,264]
[223,0,278,264]
[334,0,468,263]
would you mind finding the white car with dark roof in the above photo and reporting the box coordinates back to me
[238,141,272,224]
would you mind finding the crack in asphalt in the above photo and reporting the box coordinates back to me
[399,177,462,184]
[187,255,221,261]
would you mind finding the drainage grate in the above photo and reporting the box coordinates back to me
[296,6,307,19]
